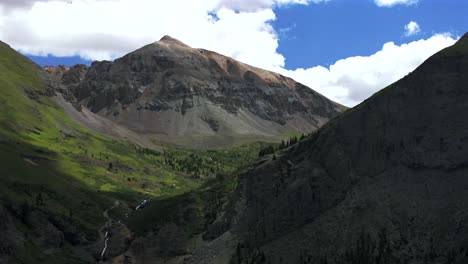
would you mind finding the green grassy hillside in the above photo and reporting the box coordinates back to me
[0,41,269,263]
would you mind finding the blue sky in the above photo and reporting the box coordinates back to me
[1,0,466,106]
[27,54,91,67]
[24,0,467,69]
[273,0,467,69]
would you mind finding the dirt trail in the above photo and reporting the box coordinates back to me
[103,201,119,221]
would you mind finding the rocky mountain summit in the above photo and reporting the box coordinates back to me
[50,36,344,148]
[170,34,468,263]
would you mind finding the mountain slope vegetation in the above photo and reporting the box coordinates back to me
[0,40,270,263]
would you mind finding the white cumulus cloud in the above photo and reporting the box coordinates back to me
[277,34,456,106]
[0,0,286,69]
[0,0,458,107]
[404,21,421,36]
[216,0,328,11]
[374,0,418,7]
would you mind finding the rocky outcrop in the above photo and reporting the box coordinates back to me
[56,36,344,148]
[194,34,468,263]
[44,65,70,79]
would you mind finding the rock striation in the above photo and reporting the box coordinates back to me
[52,36,344,148]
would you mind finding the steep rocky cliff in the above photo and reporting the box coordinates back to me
[189,34,468,263]
[53,36,344,148]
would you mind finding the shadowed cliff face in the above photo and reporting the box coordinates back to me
[198,34,468,263]
[52,36,344,148]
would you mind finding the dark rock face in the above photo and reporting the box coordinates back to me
[208,34,468,263]
[26,211,65,249]
[42,64,89,104]
[0,206,24,263]
[0,203,93,263]
[61,64,88,92]
[56,36,344,147]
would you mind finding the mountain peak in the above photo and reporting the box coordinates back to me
[456,32,468,47]
[460,32,468,40]
[55,35,343,148]
[158,35,191,48]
